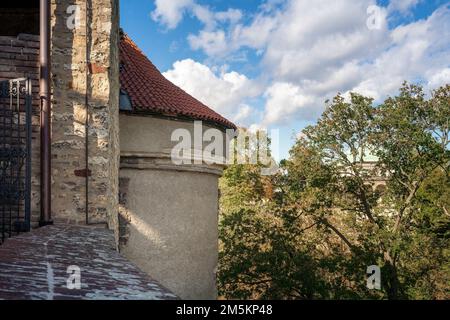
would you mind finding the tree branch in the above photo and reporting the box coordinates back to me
[393,180,420,233]
[443,206,450,217]
[320,218,356,253]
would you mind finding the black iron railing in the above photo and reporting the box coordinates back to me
[0,78,32,244]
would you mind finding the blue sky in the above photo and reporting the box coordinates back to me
[121,0,450,160]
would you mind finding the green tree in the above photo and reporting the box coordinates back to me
[218,84,450,299]
[288,84,449,299]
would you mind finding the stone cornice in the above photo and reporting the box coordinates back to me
[120,151,225,176]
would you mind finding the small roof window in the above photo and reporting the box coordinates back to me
[119,89,133,111]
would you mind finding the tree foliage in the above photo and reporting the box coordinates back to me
[218,83,450,299]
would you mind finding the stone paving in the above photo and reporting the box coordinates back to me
[0,224,178,300]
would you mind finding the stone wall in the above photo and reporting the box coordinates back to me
[50,0,119,240]
[0,34,41,228]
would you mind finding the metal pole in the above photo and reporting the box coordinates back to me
[39,0,52,226]
[25,78,32,231]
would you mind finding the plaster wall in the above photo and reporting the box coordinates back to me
[119,114,228,299]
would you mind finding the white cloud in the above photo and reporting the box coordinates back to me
[151,0,193,29]
[205,1,449,126]
[233,104,256,124]
[187,7,280,59]
[151,0,243,31]
[262,82,317,125]
[190,5,241,30]
[162,59,262,126]
[262,0,388,83]
[231,13,279,50]
[428,68,450,89]
[188,30,228,57]
[388,0,422,14]
[191,4,216,30]
[153,0,450,128]
[215,8,243,24]
[350,5,450,101]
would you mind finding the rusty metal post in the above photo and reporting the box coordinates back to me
[39,0,52,226]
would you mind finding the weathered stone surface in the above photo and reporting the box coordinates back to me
[51,0,120,241]
[0,224,178,300]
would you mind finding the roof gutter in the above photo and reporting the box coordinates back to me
[39,0,53,226]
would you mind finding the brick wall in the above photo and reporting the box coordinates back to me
[0,34,41,228]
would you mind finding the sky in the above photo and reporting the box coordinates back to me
[120,0,450,161]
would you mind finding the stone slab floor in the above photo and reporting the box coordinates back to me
[0,224,178,300]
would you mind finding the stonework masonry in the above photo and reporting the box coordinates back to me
[50,0,120,241]
[1,1,229,299]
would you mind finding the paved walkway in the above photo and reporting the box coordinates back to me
[0,224,178,300]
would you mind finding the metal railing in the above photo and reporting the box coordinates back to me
[0,78,32,244]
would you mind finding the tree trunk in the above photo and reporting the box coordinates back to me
[384,260,403,299]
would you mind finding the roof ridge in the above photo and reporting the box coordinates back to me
[119,32,236,129]
[120,32,145,56]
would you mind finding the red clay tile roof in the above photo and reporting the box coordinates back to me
[119,33,236,129]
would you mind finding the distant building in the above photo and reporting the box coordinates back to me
[340,160,388,192]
